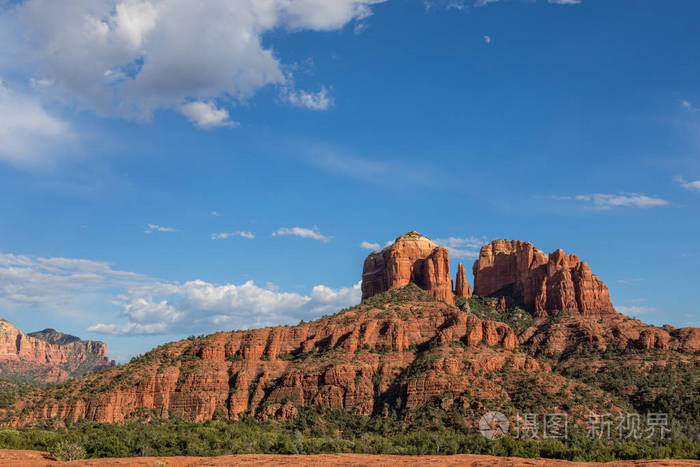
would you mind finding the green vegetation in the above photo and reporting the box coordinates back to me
[558,354,700,435]
[0,377,41,409]
[467,297,535,334]
[0,405,697,460]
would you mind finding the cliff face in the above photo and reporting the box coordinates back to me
[0,319,113,383]
[473,240,615,316]
[361,232,454,304]
[9,286,547,427]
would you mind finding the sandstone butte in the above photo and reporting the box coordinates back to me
[3,232,699,428]
[0,318,113,383]
[473,239,615,317]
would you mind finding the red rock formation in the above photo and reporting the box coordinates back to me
[361,231,454,304]
[473,240,615,316]
[8,289,533,427]
[0,318,112,383]
[454,263,472,298]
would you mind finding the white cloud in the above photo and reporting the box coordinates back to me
[0,249,363,336]
[571,193,669,210]
[361,241,381,250]
[433,236,485,259]
[210,211,221,216]
[674,176,700,191]
[285,87,333,110]
[483,35,491,44]
[89,280,362,335]
[0,81,73,167]
[2,0,384,123]
[180,101,238,129]
[211,231,255,240]
[681,100,694,111]
[273,226,330,242]
[616,305,656,316]
[0,252,160,318]
[144,224,179,234]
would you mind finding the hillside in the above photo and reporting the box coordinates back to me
[2,233,698,458]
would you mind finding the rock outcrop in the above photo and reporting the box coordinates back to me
[7,286,541,427]
[473,240,615,316]
[362,232,454,304]
[454,263,472,298]
[0,318,113,383]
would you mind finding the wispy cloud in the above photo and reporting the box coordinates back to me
[617,278,643,285]
[210,211,221,217]
[433,236,486,259]
[475,0,580,6]
[674,176,700,191]
[273,227,330,242]
[211,231,255,240]
[144,224,179,234]
[361,241,381,250]
[552,193,669,210]
[483,35,491,44]
[682,99,696,111]
[616,305,657,316]
[284,87,333,111]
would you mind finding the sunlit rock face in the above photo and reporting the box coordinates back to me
[361,231,454,305]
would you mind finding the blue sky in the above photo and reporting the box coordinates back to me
[1,0,699,361]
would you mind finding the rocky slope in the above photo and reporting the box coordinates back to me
[0,319,113,383]
[4,232,698,431]
[473,239,615,316]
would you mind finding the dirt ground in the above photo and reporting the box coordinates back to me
[1,450,699,467]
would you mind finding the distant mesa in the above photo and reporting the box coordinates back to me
[0,318,114,383]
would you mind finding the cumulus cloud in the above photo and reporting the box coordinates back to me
[0,81,73,167]
[180,101,238,129]
[144,224,179,233]
[2,0,384,123]
[433,236,485,259]
[674,176,700,191]
[0,250,362,336]
[273,226,330,242]
[361,241,381,250]
[211,231,255,240]
[285,87,333,110]
[89,280,362,335]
